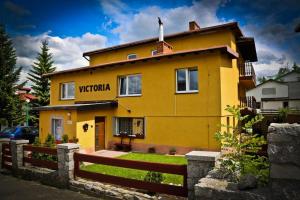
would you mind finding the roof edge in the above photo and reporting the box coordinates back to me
[83,22,242,57]
[44,45,238,77]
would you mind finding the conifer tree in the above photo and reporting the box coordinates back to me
[0,25,24,127]
[28,40,55,106]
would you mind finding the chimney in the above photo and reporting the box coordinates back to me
[189,21,200,31]
[156,17,173,54]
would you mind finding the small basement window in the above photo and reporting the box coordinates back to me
[127,54,137,60]
[61,82,75,100]
[114,117,145,139]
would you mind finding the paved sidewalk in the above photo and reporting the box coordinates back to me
[0,174,100,200]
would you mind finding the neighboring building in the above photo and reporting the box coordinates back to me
[36,21,257,154]
[0,87,37,130]
[246,71,300,111]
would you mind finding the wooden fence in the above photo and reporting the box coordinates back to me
[23,145,58,170]
[74,152,188,197]
[1,143,12,170]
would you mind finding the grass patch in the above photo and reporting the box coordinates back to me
[81,152,187,185]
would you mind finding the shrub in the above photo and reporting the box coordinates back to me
[44,133,55,148]
[169,147,176,155]
[144,171,164,183]
[278,108,289,122]
[215,105,269,186]
[62,134,69,143]
[72,136,79,143]
[148,147,156,153]
[32,137,41,146]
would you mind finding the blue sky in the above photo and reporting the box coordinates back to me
[1,0,300,83]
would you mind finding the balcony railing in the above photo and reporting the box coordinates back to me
[239,62,256,85]
[240,96,256,109]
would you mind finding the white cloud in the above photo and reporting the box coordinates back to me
[100,0,226,43]
[13,32,107,84]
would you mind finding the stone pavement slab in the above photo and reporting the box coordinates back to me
[0,174,100,200]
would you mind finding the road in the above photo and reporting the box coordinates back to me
[0,174,100,200]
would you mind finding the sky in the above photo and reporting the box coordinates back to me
[1,0,300,84]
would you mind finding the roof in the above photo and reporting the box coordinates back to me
[250,79,285,89]
[83,22,243,57]
[33,101,118,111]
[44,45,238,77]
[275,70,300,81]
[236,37,257,62]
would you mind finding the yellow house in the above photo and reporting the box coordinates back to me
[37,21,257,154]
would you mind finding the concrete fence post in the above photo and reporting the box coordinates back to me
[0,138,10,169]
[57,143,80,187]
[185,151,220,200]
[10,140,29,174]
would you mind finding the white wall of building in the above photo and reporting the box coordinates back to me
[261,101,284,110]
[246,81,288,102]
[289,100,300,109]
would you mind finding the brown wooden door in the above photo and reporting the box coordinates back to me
[95,121,105,151]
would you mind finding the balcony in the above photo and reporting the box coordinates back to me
[240,96,256,109]
[239,62,256,88]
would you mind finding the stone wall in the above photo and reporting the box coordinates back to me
[194,123,300,200]
[268,123,300,180]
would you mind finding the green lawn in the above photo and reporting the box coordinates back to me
[81,152,187,185]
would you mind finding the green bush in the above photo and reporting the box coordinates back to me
[215,105,269,186]
[62,134,69,143]
[144,171,164,183]
[278,108,289,122]
[33,137,41,146]
[44,133,55,148]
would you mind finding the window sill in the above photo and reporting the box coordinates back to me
[117,94,142,98]
[60,98,75,101]
[175,91,198,94]
[114,134,144,139]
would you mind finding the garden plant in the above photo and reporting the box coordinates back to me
[215,105,269,186]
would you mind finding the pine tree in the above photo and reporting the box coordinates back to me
[0,25,24,127]
[292,62,300,72]
[28,40,55,106]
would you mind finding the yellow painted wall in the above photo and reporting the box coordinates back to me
[89,30,234,66]
[39,110,77,143]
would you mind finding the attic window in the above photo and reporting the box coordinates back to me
[127,54,137,60]
[151,50,158,56]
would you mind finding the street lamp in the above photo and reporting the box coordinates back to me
[25,99,30,126]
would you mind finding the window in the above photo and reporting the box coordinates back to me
[115,117,144,138]
[127,54,137,60]
[119,74,141,96]
[151,50,158,56]
[61,82,75,99]
[262,88,276,95]
[283,101,289,108]
[51,118,63,141]
[176,68,198,93]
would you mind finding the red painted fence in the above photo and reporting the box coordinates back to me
[23,145,58,170]
[1,143,12,170]
[74,152,188,197]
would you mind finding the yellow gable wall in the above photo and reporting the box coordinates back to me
[42,52,234,151]
[89,31,234,66]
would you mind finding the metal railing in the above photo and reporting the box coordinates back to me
[239,62,256,85]
[240,96,256,109]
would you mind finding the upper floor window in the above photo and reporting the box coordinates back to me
[176,67,198,93]
[61,82,75,100]
[262,88,276,95]
[119,74,141,96]
[151,50,158,56]
[127,54,137,60]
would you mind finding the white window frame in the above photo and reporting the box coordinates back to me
[176,67,198,93]
[118,74,142,97]
[61,82,75,100]
[51,117,63,141]
[114,117,145,138]
[127,54,137,60]
[151,50,158,56]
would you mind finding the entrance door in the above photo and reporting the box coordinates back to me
[95,117,105,151]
